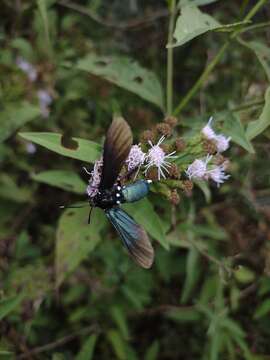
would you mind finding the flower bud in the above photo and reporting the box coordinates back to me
[169,163,180,179]
[182,180,193,196]
[175,138,186,152]
[170,189,180,205]
[140,130,156,144]
[164,116,178,128]
[203,139,217,155]
[156,122,172,137]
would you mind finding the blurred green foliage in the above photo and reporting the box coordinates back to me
[1,0,270,359]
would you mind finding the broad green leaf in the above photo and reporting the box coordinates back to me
[0,102,40,143]
[181,246,200,303]
[110,306,130,339]
[183,0,220,5]
[169,5,249,48]
[56,207,106,286]
[222,113,255,153]
[107,329,127,360]
[246,87,270,140]
[0,174,32,203]
[144,340,160,360]
[76,54,164,110]
[19,132,101,163]
[0,293,24,321]
[123,198,168,250]
[239,39,270,81]
[254,299,270,319]
[75,334,98,360]
[32,170,86,194]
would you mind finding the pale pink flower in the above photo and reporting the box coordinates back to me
[201,117,216,140]
[208,165,230,187]
[214,134,231,153]
[25,142,37,154]
[186,155,212,180]
[16,57,37,82]
[86,158,103,198]
[126,144,145,171]
[37,90,52,118]
[145,136,177,180]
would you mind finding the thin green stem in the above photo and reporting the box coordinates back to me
[173,0,268,115]
[166,0,176,116]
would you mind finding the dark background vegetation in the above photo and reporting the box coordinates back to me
[0,0,270,359]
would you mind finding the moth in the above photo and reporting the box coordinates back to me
[88,118,154,269]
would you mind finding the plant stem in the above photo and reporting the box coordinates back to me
[166,0,176,116]
[173,0,268,115]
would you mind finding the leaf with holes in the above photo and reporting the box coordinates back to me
[246,86,270,140]
[169,5,249,48]
[19,132,102,163]
[76,54,164,110]
[56,207,107,286]
[32,170,86,194]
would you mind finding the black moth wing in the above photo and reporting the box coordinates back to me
[106,207,154,269]
[99,117,132,191]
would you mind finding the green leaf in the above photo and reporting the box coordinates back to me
[37,0,51,52]
[166,308,201,322]
[19,132,102,163]
[169,5,249,48]
[222,113,255,153]
[76,54,164,110]
[32,170,86,194]
[239,39,270,81]
[123,198,168,250]
[0,102,40,143]
[0,174,32,203]
[254,299,270,319]
[56,207,106,286]
[144,340,160,360]
[107,330,127,360]
[0,293,25,320]
[75,334,98,360]
[246,87,270,140]
[194,179,211,203]
[181,246,200,303]
[110,306,130,339]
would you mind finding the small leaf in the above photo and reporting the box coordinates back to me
[144,340,160,360]
[107,329,127,360]
[234,266,255,284]
[254,299,270,319]
[123,198,168,250]
[76,54,164,110]
[19,132,102,163]
[75,334,98,360]
[0,102,40,143]
[110,306,130,339]
[246,87,270,140]
[239,39,270,81]
[170,5,249,48]
[181,246,201,303]
[56,207,106,286]
[0,293,25,320]
[222,113,255,153]
[37,0,51,52]
[0,174,32,203]
[32,170,86,194]
[194,179,211,203]
[166,308,201,322]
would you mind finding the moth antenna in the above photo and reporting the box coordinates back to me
[88,206,94,224]
[83,167,92,175]
[59,204,89,209]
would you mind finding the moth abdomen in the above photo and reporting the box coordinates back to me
[122,180,152,203]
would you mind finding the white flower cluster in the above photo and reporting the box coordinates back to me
[86,159,103,198]
[126,136,177,180]
[186,155,229,187]
[202,117,231,153]
[16,56,52,118]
